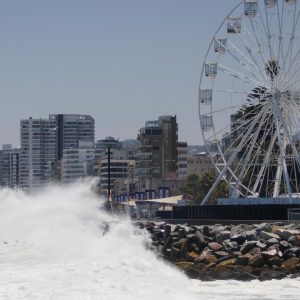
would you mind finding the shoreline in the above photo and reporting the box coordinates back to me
[135,220,300,281]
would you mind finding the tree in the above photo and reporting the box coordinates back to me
[180,173,228,204]
[265,59,280,81]
[180,174,201,202]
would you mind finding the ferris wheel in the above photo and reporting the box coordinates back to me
[199,0,300,204]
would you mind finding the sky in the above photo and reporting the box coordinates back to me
[0,0,238,147]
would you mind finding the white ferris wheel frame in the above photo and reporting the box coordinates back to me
[198,0,300,204]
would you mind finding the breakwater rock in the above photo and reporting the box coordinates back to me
[135,221,300,281]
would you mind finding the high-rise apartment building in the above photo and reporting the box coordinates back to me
[19,114,95,190]
[49,114,95,160]
[136,115,178,185]
[0,144,20,188]
[19,118,57,190]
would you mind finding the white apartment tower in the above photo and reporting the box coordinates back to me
[19,118,57,190]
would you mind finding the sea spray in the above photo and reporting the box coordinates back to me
[1,181,300,300]
[0,180,196,300]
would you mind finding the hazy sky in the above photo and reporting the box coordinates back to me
[0,0,238,147]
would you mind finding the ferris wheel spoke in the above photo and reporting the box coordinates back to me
[206,104,264,143]
[288,4,300,68]
[245,115,277,194]
[213,88,271,99]
[258,4,274,59]
[279,44,300,89]
[275,0,285,70]
[278,4,300,83]
[226,39,270,85]
[272,102,293,197]
[281,67,300,90]
[232,108,270,195]
[277,105,300,169]
[252,131,277,195]
[232,107,273,184]
[201,107,266,205]
[246,18,275,81]
[281,47,300,86]
[218,63,262,86]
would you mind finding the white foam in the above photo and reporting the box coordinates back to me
[0,180,195,300]
[1,180,299,300]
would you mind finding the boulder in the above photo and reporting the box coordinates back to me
[256,241,268,250]
[163,236,173,251]
[282,257,300,271]
[246,230,257,241]
[216,231,231,244]
[185,251,199,262]
[267,243,280,252]
[279,240,291,251]
[230,232,246,245]
[170,247,181,260]
[261,249,277,260]
[249,253,265,268]
[195,230,205,243]
[232,224,255,233]
[254,223,270,234]
[240,241,257,255]
[249,247,261,255]
[275,229,300,241]
[163,224,172,240]
[172,238,186,249]
[235,255,250,266]
[260,231,280,241]
[214,251,229,259]
[197,250,217,264]
[260,268,286,280]
[217,258,236,267]
[289,235,300,247]
[223,240,240,252]
[284,246,300,257]
[186,234,197,243]
[213,265,238,280]
[208,242,223,252]
[177,228,186,239]
[271,225,287,234]
[267,256,283,267]
[265,238,279,246]
[202,225,210,237]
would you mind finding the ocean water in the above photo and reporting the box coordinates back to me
[0,181,299,300]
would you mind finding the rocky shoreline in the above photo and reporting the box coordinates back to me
[135,220,300,281]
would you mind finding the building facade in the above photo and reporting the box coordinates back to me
[0,144,20,188]
[187,152,216,178]
[49,114,95,160]
[19,118,57,190]
[61,142,95,183]
[136,115,178,187]
[177,141,188,179]
[98,159,135,196]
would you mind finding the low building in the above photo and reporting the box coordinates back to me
[187,152,216,178]
[98,159,135,197]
